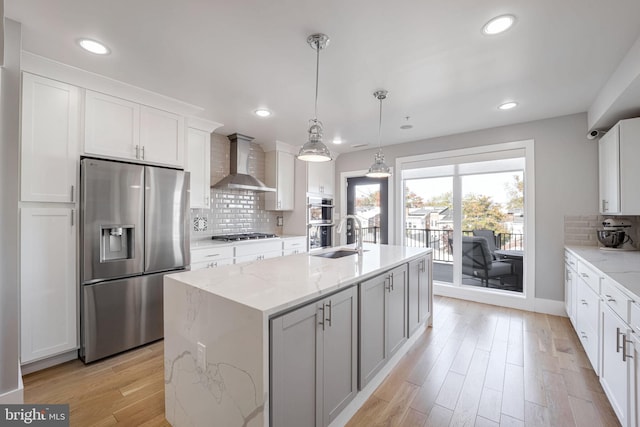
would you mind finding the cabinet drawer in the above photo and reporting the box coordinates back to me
[235,240,282,257]
[631,302,640,333]
[602,276,632,323]
[283,237,307,251]
[235,250,281,264]
[564,250,577,271]
[576,283,599,333]
[191,245,234,264]
[577,260,600,293]
[577,322,599,374]
[191,258,234,270]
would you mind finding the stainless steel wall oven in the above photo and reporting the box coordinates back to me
[308,196,334,251]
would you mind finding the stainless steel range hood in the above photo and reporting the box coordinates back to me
[212,133,275,192]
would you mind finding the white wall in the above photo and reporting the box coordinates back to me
[0,18,22,400]
[335,113,597,302]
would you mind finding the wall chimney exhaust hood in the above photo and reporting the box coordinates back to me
[212,133,276,192]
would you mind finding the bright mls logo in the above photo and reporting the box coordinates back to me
[0,405,69,426]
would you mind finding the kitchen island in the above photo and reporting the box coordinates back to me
[163,244,432,427]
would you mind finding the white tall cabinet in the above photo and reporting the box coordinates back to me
[21,73,79,203]
[308,160,335,196]
[20,73,80,365]
[20,208,77,363]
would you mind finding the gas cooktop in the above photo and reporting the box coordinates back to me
[211,233,278,242]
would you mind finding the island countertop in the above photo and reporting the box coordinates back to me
[168,243,431,316]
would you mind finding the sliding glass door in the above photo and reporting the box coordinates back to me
[402,154,526,294]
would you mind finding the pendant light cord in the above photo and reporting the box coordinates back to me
[314,42,320,121]
[378,96,383,151]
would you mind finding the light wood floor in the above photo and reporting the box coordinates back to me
[24,296,620,427]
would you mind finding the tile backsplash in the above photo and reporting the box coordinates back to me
[564,214,640,247]
[190,133,280,238]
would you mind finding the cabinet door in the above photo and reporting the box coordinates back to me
[21,73,80,203]
[387,265,408,357]
[321,286,358,426]
[140,106,185,167]
[600,303,631,426]
[307,161,334,196]
[265,151,295,211]
[278,151,295,210]
[418,255,432,324]
[84,90,140,160]
[599,126,620,214]
[408,258,421,335]
[359,272,387,388]
[20,208,77,363]
[632,336,639,427]
[271,300,319,427]
[186,127,211,208]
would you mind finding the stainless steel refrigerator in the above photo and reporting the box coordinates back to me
[79,158,190,363]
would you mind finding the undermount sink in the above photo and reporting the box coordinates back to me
[312,249,367,259]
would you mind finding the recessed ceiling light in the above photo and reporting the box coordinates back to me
[498,101,518,110]
[332,138,343,145]
[78,38,110,55]
[254,109,271,117]
[482,14,516,35]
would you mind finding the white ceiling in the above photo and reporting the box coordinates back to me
[6,0,640,153]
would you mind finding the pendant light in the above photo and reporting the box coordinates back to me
[297,33,332,162]
[366,90,392,178]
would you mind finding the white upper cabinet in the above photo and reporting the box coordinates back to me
[187,128,211,208]
[21,73,80,203]
[84,91,186,167]
[20,207,77,363]
[185,118,221,209]
[84,90,140,161]
[599,118,640,215]
[265,150,295,211]
[307,160,335,196]
[139,106,185,167]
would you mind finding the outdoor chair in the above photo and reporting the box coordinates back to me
[460,236,514,287]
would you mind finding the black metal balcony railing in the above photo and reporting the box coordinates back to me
[359,227,523,262]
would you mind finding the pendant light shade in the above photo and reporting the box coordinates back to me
[298,33,332,162]
[366,90,392,178]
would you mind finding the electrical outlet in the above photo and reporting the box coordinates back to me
[197,342,206,371]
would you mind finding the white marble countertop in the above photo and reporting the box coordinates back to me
[566,245,640,299]
[168,244,431,315]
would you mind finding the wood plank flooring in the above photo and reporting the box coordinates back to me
[23,296,620,426]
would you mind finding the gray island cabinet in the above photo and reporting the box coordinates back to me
[163,244,432,427]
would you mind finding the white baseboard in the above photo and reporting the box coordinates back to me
[533,298,567,317]
[0,364,24,404]
[433,283,567,317]
[21,350,78,375]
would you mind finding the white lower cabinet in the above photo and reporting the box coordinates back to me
[359,264,408,388]
[283,236,307,256]
[601,302,633,427]
[271,286,358,427]
[20,207,77,364]
[632,333,640,427]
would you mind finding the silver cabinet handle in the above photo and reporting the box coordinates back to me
[623,335,633,362]
[616,327,623,353]
[606,294,615,302]
[318,305,325,330]
[326,300,332,327]
[581,300,587,305]
[205,195,209,205]
[581,273,589,278]
[580,332,588,340]
[71,185,75,202]
[141,145,145,160]
[385,275,391,292]
[71,210,74,226]
[602,199,608,212]
[390,274,395,292]
[205,254,219,258]
[135,145,140,159]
